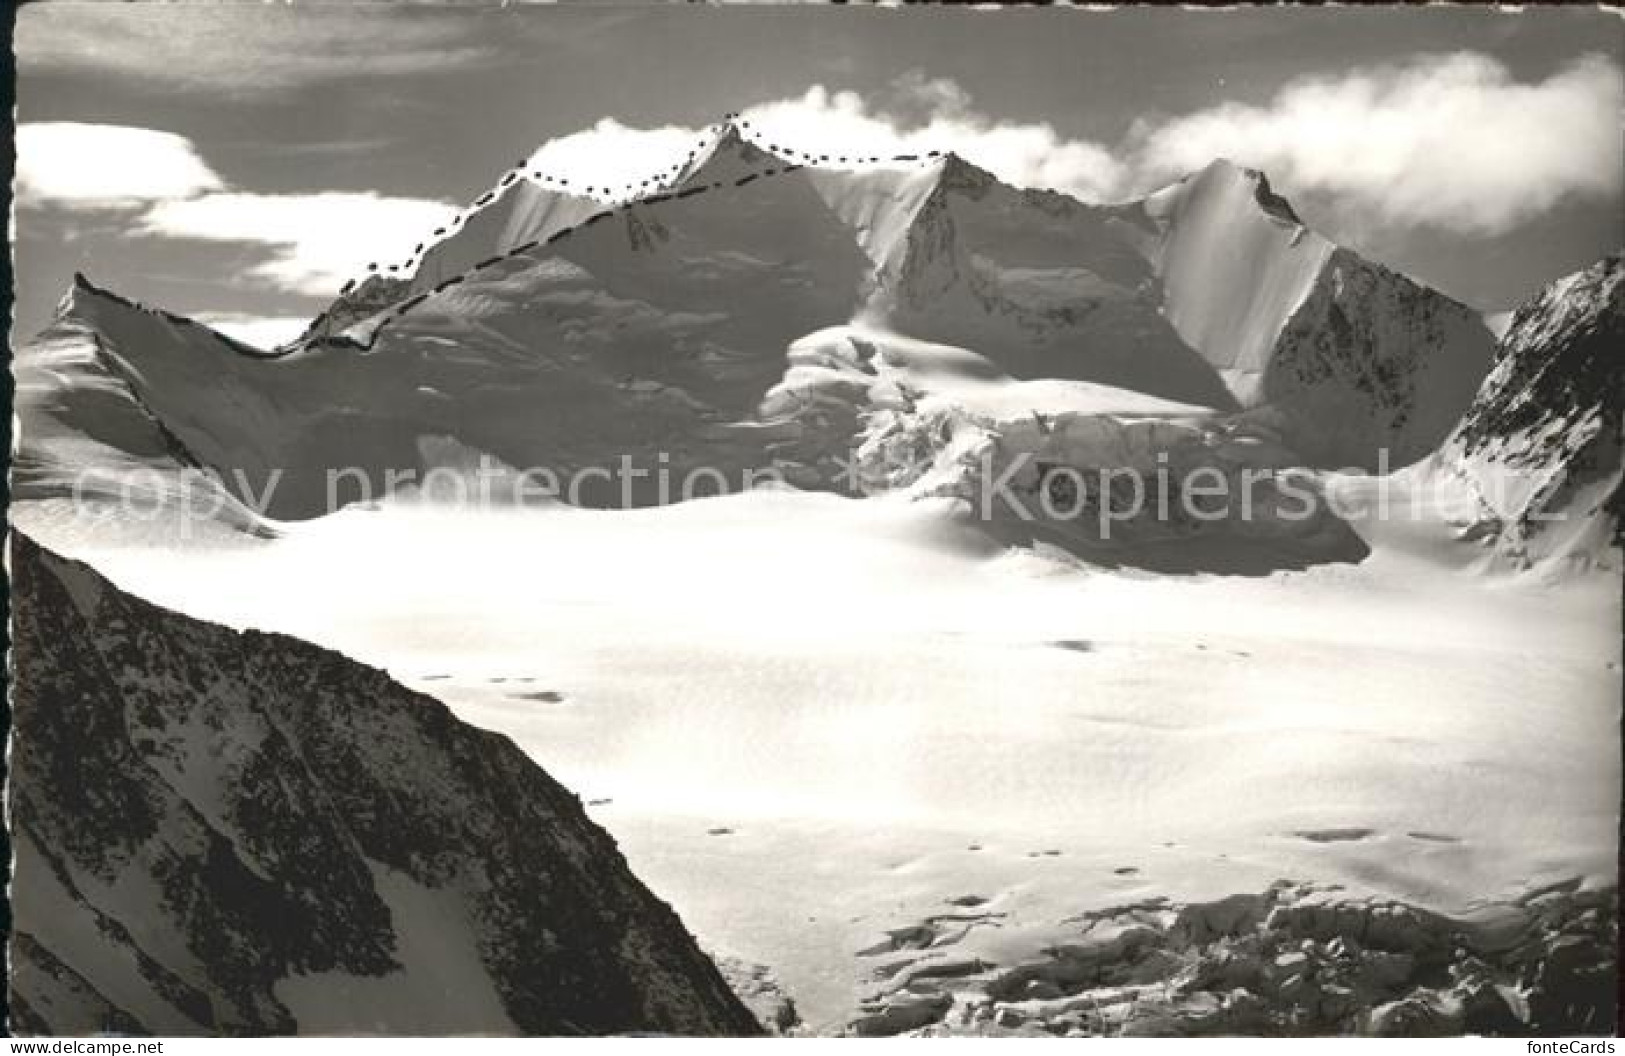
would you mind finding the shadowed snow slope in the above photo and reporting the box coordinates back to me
[13,130,1497,528]
[6,532,762,1037]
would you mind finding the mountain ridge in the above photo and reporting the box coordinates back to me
[16,126,1523,534]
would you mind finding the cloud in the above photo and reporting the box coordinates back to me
[18,4,495,96]
[1130,52,1625,236]
[18,121,458,296]
[193,313,312,351]
[138,193,459,296]
[17,123,225,207]
[526,119,705,193]
[517,76,1127,202]
[529,54,1620,238]
[884,71,974,125]
[742,83,1130,202]
[22,51,1622,308]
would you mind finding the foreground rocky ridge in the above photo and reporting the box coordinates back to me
[847,880,1617,1037]
[6,533,762,1036]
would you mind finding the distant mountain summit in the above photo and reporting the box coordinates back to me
[7,531,762,1036]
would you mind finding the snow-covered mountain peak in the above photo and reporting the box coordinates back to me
[929,151,997,192]
[1140,159,1307,236]
[63,271,277,361]
[701,116,752,153]
[668,119,786,189]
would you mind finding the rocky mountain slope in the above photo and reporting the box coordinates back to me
[12,119,1495,531]
[5,531,763,1036]
[1434,254,1623,568]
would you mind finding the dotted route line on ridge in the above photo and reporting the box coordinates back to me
[350,113,943,285]
[75,118,949,358]
[314,115,948,354]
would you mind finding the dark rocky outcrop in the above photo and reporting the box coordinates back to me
[6,532,762,1037]
[1440,253,1623,567]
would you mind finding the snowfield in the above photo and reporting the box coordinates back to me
[18,485,1618,1030]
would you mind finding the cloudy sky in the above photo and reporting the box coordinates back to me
[14,3,1623,346]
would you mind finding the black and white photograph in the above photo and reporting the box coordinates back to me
[4,0,1622,1040]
